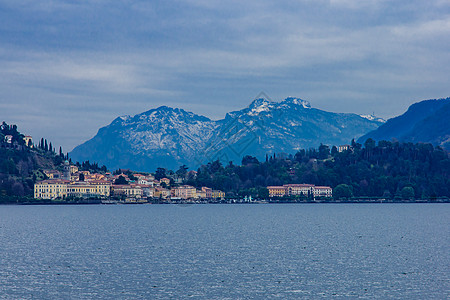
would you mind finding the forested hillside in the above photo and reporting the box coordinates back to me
[183,139,450,200]
[358,98,450,150]
[0,122,67,203]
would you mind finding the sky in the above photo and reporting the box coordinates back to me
[0,0,449,152]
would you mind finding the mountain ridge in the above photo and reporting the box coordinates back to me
[70,97,384,171]
[358,97,450,150]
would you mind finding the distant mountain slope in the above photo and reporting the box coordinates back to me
[358,98,450,150]
[70,97,384,171]
[70,107,216,171]
[206,97,384,165]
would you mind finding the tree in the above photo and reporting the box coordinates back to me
[79,173,85,181]
[114,175,128,185]
[331,146,338,156]
[401,186,415,200]
[176,165,188,179]
[258,187,269,199]
[334,184,353,199]
[155,167,166,180]
[242,155,259,165]
[318,144,330,159]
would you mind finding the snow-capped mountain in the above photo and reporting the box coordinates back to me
[208,97,384,165]
[70,106,216,171]
[70,97,384,171]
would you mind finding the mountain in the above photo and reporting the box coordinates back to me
[358,98,450,150]
[70,106,216,171]
[204,97,384,166]
[70,97,384,171]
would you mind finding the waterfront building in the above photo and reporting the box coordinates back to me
[202,187,212,198]
[284,184,314,196]
[141,186,154,198]
[313,186,333,198]
[267,186,286,198]
[111,184,143,199]
[196,189,206,199]
[68,181,111,198]
[154,187,171,199]
[268,184,333,199]
[212,190,225,200]
[34,179,69,199]
[172,185,196,199]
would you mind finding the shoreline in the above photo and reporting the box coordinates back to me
[1,198,449,205]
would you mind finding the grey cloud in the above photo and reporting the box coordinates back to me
[0,0,449,151]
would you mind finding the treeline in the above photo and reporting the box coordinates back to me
[0,122,25,146]
[180,139,450,200]
[75,160,108,174]
[36,137,69,161]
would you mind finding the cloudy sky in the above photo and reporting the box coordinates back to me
[1,0,449,151]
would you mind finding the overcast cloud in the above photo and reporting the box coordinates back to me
[0,0,449,151]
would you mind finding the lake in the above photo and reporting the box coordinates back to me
[0,204,448,299]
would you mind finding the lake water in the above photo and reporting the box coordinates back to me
[0,204,448,299]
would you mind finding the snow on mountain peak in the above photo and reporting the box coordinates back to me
[359,114,386,123]
[118,115,131,122]
[247,98,275,116]
[284,97,311,108]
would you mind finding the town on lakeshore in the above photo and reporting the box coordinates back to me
[34,161,332,204]
[2,121,449,204]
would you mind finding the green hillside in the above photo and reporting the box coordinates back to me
[0,122,67,203]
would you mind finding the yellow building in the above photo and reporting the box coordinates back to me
[284,184,314,196]
[34,180,111,199]
[196,190,207,199]
[267,186,286,198]
[34,180,69,199]
[202,187,212,198]
[111,184,143,199]
[267,184,333,199]
[212,190,225,199]
[68,181,111,198]
[154,188,171,199]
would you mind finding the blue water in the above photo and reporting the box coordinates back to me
[0,204,448,299]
